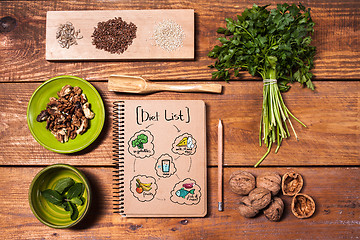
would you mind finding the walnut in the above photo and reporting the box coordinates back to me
[229,171,256,195]
[238,196,259,218]
[36,85,94,143]
[263,197,284,221]
[73,86,82,96]
[248,187,271,210]
[58,85,72,97]
[36,110,49,122]
[257,172,281,196]
[282,171,304,196]
[82,102,95,119]
[291,194,315,219]
[76,118,88,135]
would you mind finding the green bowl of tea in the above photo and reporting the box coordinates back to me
[29,164,91,228]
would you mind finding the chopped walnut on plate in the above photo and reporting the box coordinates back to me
[36,85,95,143]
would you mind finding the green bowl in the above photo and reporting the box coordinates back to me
[27,75,105,153]
[29,164,91,228]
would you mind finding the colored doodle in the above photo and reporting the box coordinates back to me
[154,153,177,178]
[128,130,155,159]
[170,178,201,205]
[130,175,158,202]
[172,133,197,156]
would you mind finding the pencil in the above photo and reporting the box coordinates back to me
[218,119,223,211]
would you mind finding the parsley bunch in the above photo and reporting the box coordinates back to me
[208,3,316,166]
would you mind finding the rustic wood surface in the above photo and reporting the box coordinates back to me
[0,0,359,239]
[0,0,359,82]
[0,167,359,239]
[0,81,358,166]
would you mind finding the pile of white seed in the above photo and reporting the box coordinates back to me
[56,22,83,49]
[152,19,185,52]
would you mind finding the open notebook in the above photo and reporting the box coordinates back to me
[113,100,207,217]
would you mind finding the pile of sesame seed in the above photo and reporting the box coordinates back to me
[153,19,185,52]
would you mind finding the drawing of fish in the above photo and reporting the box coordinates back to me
[176,188,195,198]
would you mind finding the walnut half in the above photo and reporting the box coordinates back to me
[291,193,315,219]
[282,171,303,196]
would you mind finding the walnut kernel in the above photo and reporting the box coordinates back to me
[256,172,281,196]
[291,193,315,219]
[36,85,95,143]
[263,197,284,221]
[229,171,256,195]
[282,171,304,196]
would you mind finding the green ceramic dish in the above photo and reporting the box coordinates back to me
[29,164,91,228]
[27,75,105,153]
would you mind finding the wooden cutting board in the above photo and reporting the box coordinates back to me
[46,9,194,60]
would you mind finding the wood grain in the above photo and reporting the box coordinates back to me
[46,10,194,60]
[0,166,358,239]
[0,0,359,82]
[0,81,358,166]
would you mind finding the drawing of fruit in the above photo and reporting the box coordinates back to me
[136,178,152,192]
[136,185,143,194]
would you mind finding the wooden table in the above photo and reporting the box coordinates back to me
[1,0,359,239]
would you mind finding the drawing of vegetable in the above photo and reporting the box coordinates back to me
[132,134,148,149]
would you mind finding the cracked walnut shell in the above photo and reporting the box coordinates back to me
[291,193,315,219]
[229,171,256,195]
[256,172,281,196]
[263,197,284,221]
[282,171,303,196]
[248,187,272,210]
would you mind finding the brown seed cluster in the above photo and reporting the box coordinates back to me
[91,17,137,54]
[36,85,95,143]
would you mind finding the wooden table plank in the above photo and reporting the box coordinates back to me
[0,0,359,82]
[0,167,358,239]
[0,81,358,166]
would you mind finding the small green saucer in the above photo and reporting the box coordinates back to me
[27,75,105,153]
[29,164,91,228]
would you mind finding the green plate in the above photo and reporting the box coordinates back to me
[27,75,105,153]
[29,164,91,228]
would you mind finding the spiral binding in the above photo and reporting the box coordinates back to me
[112,101,126,216]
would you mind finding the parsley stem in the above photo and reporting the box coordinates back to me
[254,141,272,167]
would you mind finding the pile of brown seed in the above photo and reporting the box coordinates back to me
[91,17,137,54]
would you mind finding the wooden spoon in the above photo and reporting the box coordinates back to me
[108,75,222,94]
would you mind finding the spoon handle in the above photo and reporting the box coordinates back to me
[149,82,222,93]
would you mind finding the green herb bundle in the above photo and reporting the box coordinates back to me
[41,177,85,220]
[208,3,316,167]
